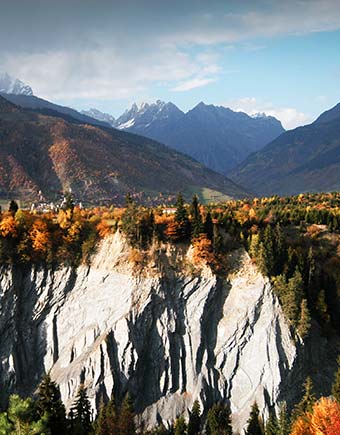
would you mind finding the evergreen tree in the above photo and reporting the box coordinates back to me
[332,356,340,403]
[71,385,92,435]
[204,211,214,241]
[174,193,190,241]
[8,200,18,216]
[187,400,201,435]
[245,402,263,435]
[95,400,108,435]
[293,377,316,418]
[277,402,290,435]
[174,415,187,435]
[36,374,67,435]
[190,195,203,238]
[105,396,119,434]
[297,299,311,339]
[118,393,135,435]
[265,409,279,435]
[206,402,232,435]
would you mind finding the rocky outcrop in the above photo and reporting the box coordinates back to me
[0,232,327,432]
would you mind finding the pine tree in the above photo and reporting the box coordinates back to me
[293,377,316,418]
[95,400,108,435]
[204,211,214,241]
[105,396,118,434]
[297,299,311,339]
[36,374,67,435]
[206,402,232,435]
[8,200,18,216]
[187,400,201,435]
[246,402,263,435]
[175,193,190,241]
[265,409,279,435]
[71,385,92,435]
[332,356,340,403]
[277,402,290,435]
[118,393,135,435]
[174,415,187,435]
[190,195,203,238]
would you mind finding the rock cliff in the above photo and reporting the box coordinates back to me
[0,232,333,432]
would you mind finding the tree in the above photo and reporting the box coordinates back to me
[174,416,187,435]
[245,402,263,435]
[174,193,190,241]
[187,400,201,435]
[204,211,214,241]
[36,374,67,435]
[293,377,316,419]
[332,356,340,403]
[8,200,18,215]
[105,396,119,434]
[206,402,232,435]
[277,402,290,435]
[71,385,92,435]
[190,195,203,238]
[118,393,135,435]
[298,299,311,339]
[0,394,50,435]
[265,409,279,435]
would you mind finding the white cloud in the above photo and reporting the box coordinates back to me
[226,97,312,129]
[171,77,216,92]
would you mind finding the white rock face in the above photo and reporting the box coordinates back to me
[0,232,297,433]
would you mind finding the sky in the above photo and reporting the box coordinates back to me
[1,0,340,129]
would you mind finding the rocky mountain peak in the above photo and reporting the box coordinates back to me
[0,72,33,96]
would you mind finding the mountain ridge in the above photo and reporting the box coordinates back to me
[90,100,285,175]
[230,102,340,196]
[0,95,247,203]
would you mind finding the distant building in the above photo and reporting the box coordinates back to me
[162,207,177,215]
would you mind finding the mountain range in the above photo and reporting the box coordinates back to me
[230,102,340,196]
[83,100,285,174]
[0,95,246,204]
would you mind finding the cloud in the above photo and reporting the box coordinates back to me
[1,0,340,103]
[226,97,312,129]
[171,77,216,92]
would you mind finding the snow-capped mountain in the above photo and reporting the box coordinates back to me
[115,100,184,130]
[111,100,285,174]
[81,108,116,127]
[0,72,33,96]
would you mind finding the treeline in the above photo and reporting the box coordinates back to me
[4,361,340,434]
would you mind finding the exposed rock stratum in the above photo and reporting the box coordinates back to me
[0,232,329,432]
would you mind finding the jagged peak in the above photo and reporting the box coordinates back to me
[0,72,33,96]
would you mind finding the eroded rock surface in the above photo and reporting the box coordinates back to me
[0,232,305,432]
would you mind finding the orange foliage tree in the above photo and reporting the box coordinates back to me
[291,398,340,435]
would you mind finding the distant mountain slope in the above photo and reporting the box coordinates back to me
[1,93,111,129]
[0,96,246,204]
[107,100,284,174]
[81,108,116,127]
[0,72,33,96]
[230,103,340,196]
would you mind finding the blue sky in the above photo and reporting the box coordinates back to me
[1,0,340,129]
